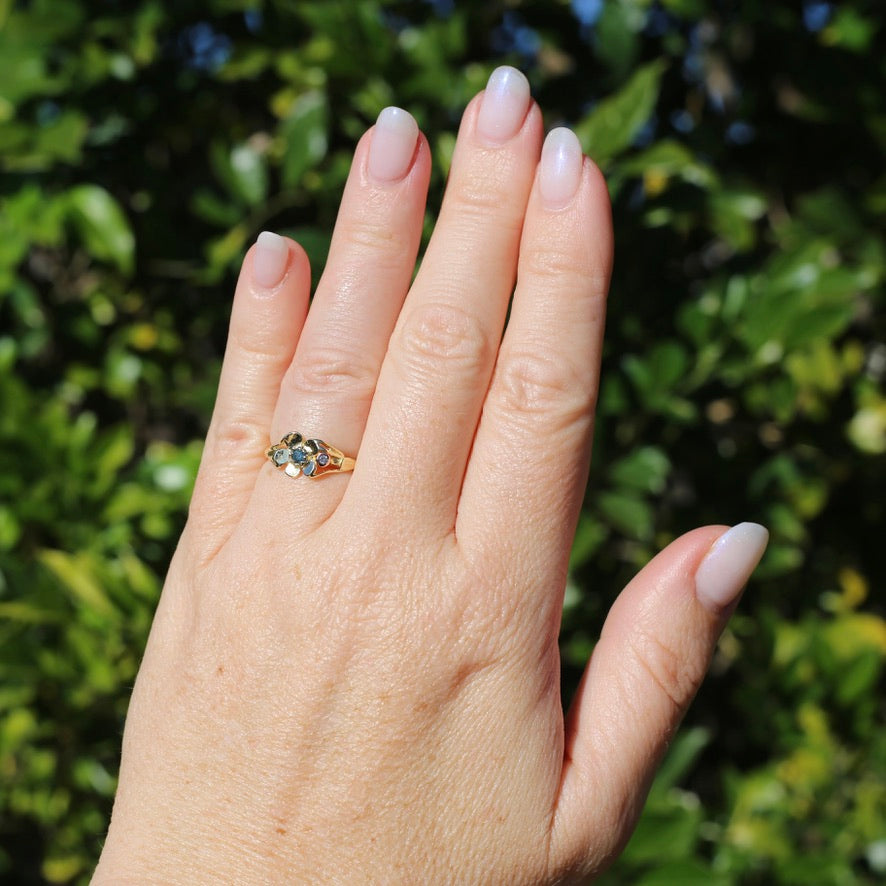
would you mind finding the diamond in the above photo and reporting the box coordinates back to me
[316,453,330,467]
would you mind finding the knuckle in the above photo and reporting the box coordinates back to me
[289,345,377,399]
[206,417,267,461]
[521,248,610,304]
[339,214,397,253]
[448,199,523,243]
[333,215,414,275]
[521,245,585,280]
[228,325,292,373]
[445,165,525,234]
[628,626,704,714]
[395,302,489,379]
[451,166,511,214]
[453,182,503,214]
[493,350,590,430]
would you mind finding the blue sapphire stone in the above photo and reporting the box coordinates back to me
[291,447,307,464]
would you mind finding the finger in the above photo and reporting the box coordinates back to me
[188,235,310,561]
[549,524,769,878]
[347,67,541,529]
[255,109,429,516]
[457,131,613,602]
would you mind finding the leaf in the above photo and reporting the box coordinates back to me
[204,223,249,281]
[822,7,875,52]
[93,426,135,492]
[833,651,881,706]
[190,188,241,227]
[41,109,89,159]
[0,45,60,105]
[609,446,671,495]
[280,91,328,188]
[0,504,21,549]
[594,0,643,77]
[710,188,768,250]
[0,602,61,624]
[650,728,711,798]
[621,802,703,864]
[228,143,268,206]
[622,341,692,410]
[739,252,863,353]
[619,140,718,189]
[0,110,89,171]
[635,860,731,885]
[66,185,134,273]
[597,491,654,540]
[660,0,707,15]
[210,141,268,207]
[576,60,667,164]
[847,403,886,454]
[38,550,116,619]
[569,514,608,569]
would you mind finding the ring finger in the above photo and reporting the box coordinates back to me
[257,107,431,513]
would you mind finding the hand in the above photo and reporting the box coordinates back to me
[94,68,767,884]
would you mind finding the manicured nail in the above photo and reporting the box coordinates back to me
[253,231,289,289]
[695,523,769,611]
[368,107,419,183]
[539,127,583,208]
[477,65,531,143]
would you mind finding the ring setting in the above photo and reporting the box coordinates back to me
[266,432,355,479]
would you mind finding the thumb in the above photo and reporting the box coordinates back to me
[549,523,768,879]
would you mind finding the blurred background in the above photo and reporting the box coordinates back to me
[0,0,884,883]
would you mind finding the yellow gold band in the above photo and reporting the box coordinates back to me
[266,432,355,480]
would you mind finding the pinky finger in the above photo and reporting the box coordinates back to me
[187,233,310,562]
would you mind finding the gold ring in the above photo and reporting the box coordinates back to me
[266,432,355,479]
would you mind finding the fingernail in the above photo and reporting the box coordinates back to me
[253,231,289,289]
[368,107,419,183]
[477,65,531,143]
[539,127,583,208]
[695,523,769,612]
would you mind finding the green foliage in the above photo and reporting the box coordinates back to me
[1,0,884,882]
[576,59,668,164]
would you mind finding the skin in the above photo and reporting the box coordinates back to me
[94,87,745,884]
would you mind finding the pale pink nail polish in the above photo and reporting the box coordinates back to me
[477,66,531,143]
[253,231,289,289]
[695,523,769,612]
[367,107,419,183]
[539,128,583,208]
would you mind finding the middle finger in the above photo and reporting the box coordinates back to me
[347,67,541,530]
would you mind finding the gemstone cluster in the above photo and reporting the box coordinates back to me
[268,432,334,479]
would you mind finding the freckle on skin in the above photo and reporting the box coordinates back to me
[216,665,224,676]
[276,827,287,835]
